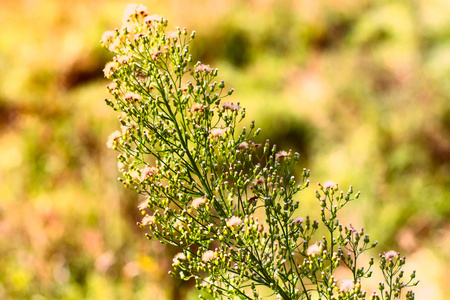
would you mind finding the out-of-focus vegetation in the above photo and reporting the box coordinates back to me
[0,0,448,299]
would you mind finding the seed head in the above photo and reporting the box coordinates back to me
[174,252,186,260]
[323,181,335,190]
[173,253,186,266]
[123,4,149,24]
[227,216,243,227]
[190,103,203,113]
[150,48,163,60]
[253,178,264,186]
[210,128,226,137]
[292,217,304,224]
[101,30,116,46]
[307,243,322,256]
[106,130,122,149]
[138,201,148,211]
[275,150,289,159]
[201,250,215,262]
[195,64,212,72]
[124,91,141,102]
[238,142,249,150]
[107,81,119,94]
[103,61,117,79]
[384,250,398,260]
[144,14,162,25]
[165,31,179,40]
[192,197,206,209]
[117,161,125,171]
[222,102,240,111]
[141,214,155,226]
[173,220,183,230]
[339,280,354,292]
[116,55,131,64]
[140,166,157,182]
[129,170,140,181]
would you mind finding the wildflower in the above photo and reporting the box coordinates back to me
[201,250,215,262]
[173,252,186,267]
[173,220,183,230]
[106,130,122,148]
[140,166,157,182]
[192,197,206,209]
[106,81,119,94]
[384,250,398,260]
[100,30,116,46]
[134,33,146,41]
[339,280,354,292]
[210,128,226,137]
[275,150,289,159]
[134,4,149,16]
[180,85,189,93]
[253,178,264,186]
[190,103,203,113]
[129,170,140,181]
[124,91,141,102]
[117,161,125,171]
[141,214,155,226]
[135,72,148,83]
[121,22,135,36]
[238,142,249,150]
[150,49,163,60]
[222,102,239,111]
[227,216,242,227]
[121,124,131,135]
[307,243,322,256]
[103,61,117,79]
[249,141,261,149]
[195,64,212,72]
[138,201,148,211]
[144,14,162,25]
[292,217,304,224]
[323,181,335,189]
[123,4,148,24]
[116,55,131,64]
[165,31,179,40]
[323,181,335,190]
[174,252,186,260]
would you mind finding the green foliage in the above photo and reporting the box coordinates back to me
[102,5,418,299]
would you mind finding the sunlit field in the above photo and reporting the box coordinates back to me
[0,0,449,299]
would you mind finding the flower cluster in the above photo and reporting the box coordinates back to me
[101,5,418,299]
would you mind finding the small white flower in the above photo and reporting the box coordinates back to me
[307,243,322,256]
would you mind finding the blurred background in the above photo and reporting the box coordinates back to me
[0,0,449,299]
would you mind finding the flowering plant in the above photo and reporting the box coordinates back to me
[101,4,418,299]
